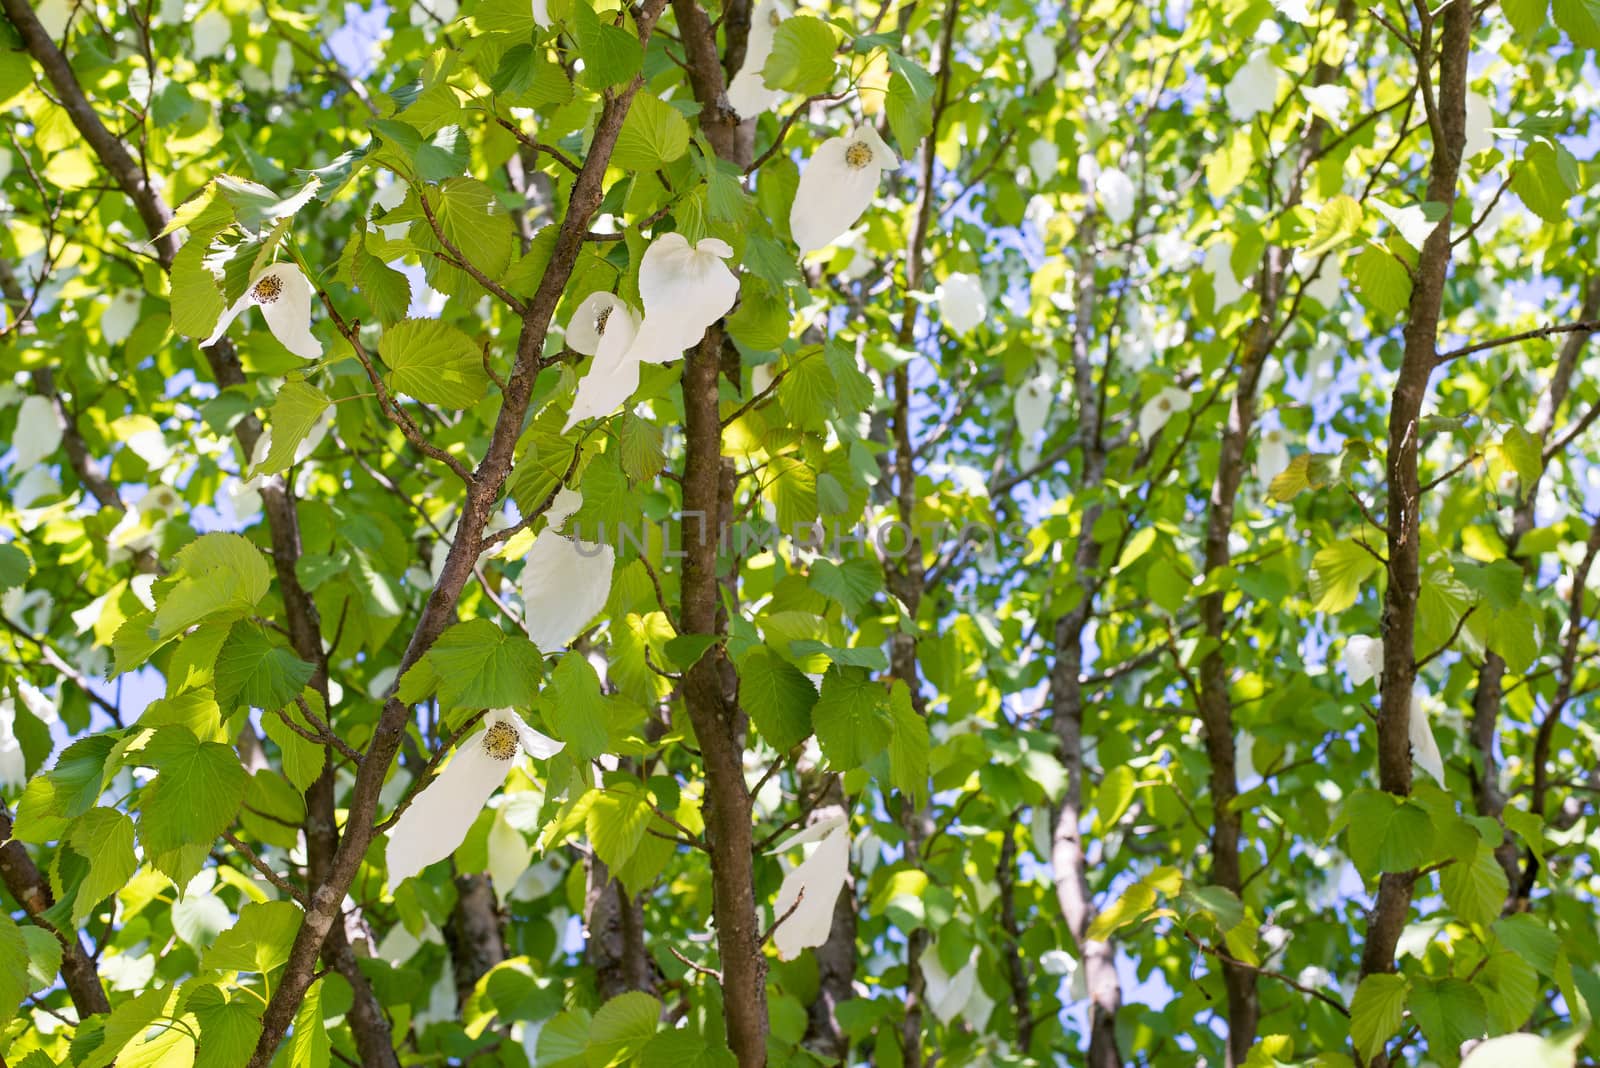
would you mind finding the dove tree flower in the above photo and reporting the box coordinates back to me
[1206,241,1246,306]
[769,814,850,961]
[386,708,564,885]
[938,272,988,334]
[1024,28,1057,87]
[13,394,62,468]
[1409,685,1446,785]
[520,489,615,652]
[1343,635,1383,686]
[790,124,898,253]
[202,262,322,360]
[1256,427,1290,487]
[1096,167,1136,223]
[565,292,643,428]
[1224,52,1281,122]
[0,697,27,789]
[726,0,790,117]
[1014,367,1055,445]
[1138,386,1191,439]
[625,233,740,363]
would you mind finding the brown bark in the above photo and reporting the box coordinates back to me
[444,873,508,1006]
[1470,278,1600,899]
[996,821,1035,1050]
[585,858,657,1001]
[1358,0,1473,1039]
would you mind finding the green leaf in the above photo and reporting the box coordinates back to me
[808,557,881,615]
[1440,841,1510,927]
[1303,195,1362,256]
[0,913,28,1025]
[436,176,515,281]
[885,52,934,152]
[1507,0,1549,35]
[1095,764,1137,833]
[66,807,139,926]
[425,619,542,708]
[22,926,61,995]
[137,726,250,857]
[289,978,330,1068]
[1554,0,1600,46]
[548,651,610,760]
[1341,790,1435,878]
[738,647,818,751]
[1352,244,1412,318]
[1493,913,1561,976]
[155,533,274,638]
[353,236,412,326]
[0,543,32,592]
[618,413,665,482]
[589,991,662,1064]
[762,16,838,95]
[586,784,652,873]
[887,680,929,808]
[379,317,491,409]
[1085,879,1159,941]
[202,900,304,975]
[572,0,643,88]
[214,622,316,711]
[1349,973,1409,1064]
[1408,977,1485,1063]
[1309,540,1382,613]
[811,666,891,770]
[1511,142,1578,223]
[189,986,264,1068]
[613,93,692,171]
[259,381,332,475]
[261,699,326,793]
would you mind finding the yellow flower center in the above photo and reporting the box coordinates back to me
[482,721,519,761]
[1159,398,1171,411]
[251,274,284,304]
[767,8,782,26]
[844,141,874,169]
[595,304,613,336]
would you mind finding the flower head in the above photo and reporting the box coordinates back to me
[790,124,898,253]
[1024,28,1057,88]
[202,263,321,360]
[1256,428,1290,487]
[1014,367,1055,444]
[1095,168,1135,224]
[1138,386,1191,440]
[565,295,644,428]
[13,394,62,469]
[769,814,850,960]
[1409,685,1445,785]
[727,0,790,117]
[385,708,563,885]
[1224,52,1281,122]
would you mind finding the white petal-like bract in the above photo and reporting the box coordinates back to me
[790,124,898,253]
[1409,686,1446,785]
[202,263,321,360]
[1256,429,1290,487]
[487,805,534,897]
[386,712,524,884]
[727,0,790,117]
[1205,242,1246,306]
[938,272,988,334]
[101,291,143,345]
[565,303,643,429]
[520,526,616,653]
[1096,168,1136,224]
[771,817,850,960]
[1014,371,1054,443]
[1225,53,1281,122]
[192,10,231,60]
[1024,28,1056,87]
[1138,386,1191,440]
[1344,635,1383,687]
[14,394,63,469]
[1463,91,1494,161]
[567,292,637,357]
[1029,139,1060,182]
[920,947,979,1025]
[630,234,739,362]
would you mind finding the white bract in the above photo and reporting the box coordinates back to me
[385,708,564,885]
[790,124,898,253]
[1096,167,1135,224]
[565,295,643,428]
[1029,138,1060,182]
[520,489,615,652]
[726,0,790,117]
[1461,1033,1577,1068]
[1206,241,1246,306]
[13,394,62,469]
[202,263,322,360]
[1024,28,1056,87]
[1301,84,1349,126]
[192,10,231,60]
[1014,369,1055,444]
[1225,52,1281,122]
[1373,200,1438,252]
[1464,91,1495,160]
[627,234,739,363]
[769,815,850,961]
[1256,428,1290,487]
[102,291,143,345]
[1138,386,1191,440]
[0,697,25,789]
[1409,685,1446,785]
[938,273,988,334]
[920,946,979,1025]
[1344,635,1383,686]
